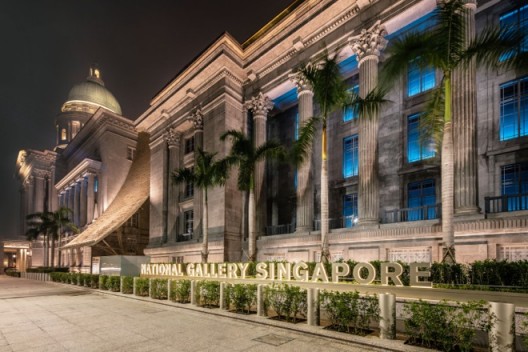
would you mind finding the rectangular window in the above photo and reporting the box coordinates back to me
[127,146,136,161]
[500,77,528,141]
[343,85,359,122]
[501,162,528,211]
[500,5,528,60]
[294,112,299,190]
[185,181,194,199]
[343,135,359,178]
[184,210,194,234]
[184,136,195,154]
[407,179,436,221]
[407,113,436,162]
[343,193,358,228]
[407,59,435,97]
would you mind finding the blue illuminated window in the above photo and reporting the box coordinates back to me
[500,77,528,141]
[343,135,359,178]
[294,112,299,190]
[500,5,528,60]
[407,60,435,97]
[407,113,436,162]
[94,177,99,193]
[343,193,358,228]
[501,163,528,211]
[407,179,436,221]
[343,85,359,122]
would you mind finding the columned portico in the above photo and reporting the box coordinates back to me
[289,74,314,233]
[86,173,95,225]
[73,181,81,226]
[80,177,87,227]
[246,93,274,236]
[453,0,479,216]
[165,127,181,241]
[350,21,387,226]
[189,108,204,238]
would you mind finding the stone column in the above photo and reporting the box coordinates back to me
[289,74,314,233]
[454,0,479,216]
[149,137,168,246]
[67,187,74,215]
[80,177,87,227]
[27,176,35,215]
[33,175,45,213]
[350,21,387,226]
[246,93,274,236]
[73,181,81,226]
[189,108,204,238]
[0,242,4,275]
[165,127,181,242]
[86,173,95,225]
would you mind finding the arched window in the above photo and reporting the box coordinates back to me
[61,128,67,141]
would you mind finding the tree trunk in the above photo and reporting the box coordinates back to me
[44,235,49,267]
[442,75,456,263]
[201,189,209,263]
[320,125,330,263]
[58,231,62,267]
[248,188,257,261]
[50,233,56,268]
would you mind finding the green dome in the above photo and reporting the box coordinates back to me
[65,68,122,115]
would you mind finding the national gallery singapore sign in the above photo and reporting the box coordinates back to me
[141,261,433,288]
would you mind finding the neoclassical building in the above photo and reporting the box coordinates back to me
[139,0,528,264]
[17,67,149,272]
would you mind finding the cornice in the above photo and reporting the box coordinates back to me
[55,158,102,191]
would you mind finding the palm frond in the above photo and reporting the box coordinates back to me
[381,31,437,86]
[172,167,196,185]
[462,25,524,71]
[290,116,321,166]
[346,87,389,120]
[254,140,285,163]
[420,86,446,150]
[434,0,466,68]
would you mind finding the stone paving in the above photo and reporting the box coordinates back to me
[0,276,383,352]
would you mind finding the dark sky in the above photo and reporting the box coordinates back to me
[0,0,291,240]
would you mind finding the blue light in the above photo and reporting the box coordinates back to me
[501,163,528,211]
[272,88,298,111]
[343,85,359,122]
[408,60,435,97]
[343,193,358,228]
[338,55,358,77]
[500,77,528,141]
[343,135,358,178]
[407,179,436,221]
[407,113,435,162]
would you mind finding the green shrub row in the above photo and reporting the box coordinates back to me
[151,279,168,300]
[121,276,134,294]
[403,300,493,352]
[169,279,191,303]
[195,280,220,307]
[225,283,257,313]
[50,272,100,288]
[134,278,150,297]
[320,290,379,335]
[264,284,307,323]
[27,267,69,273]
[5,269,20,277]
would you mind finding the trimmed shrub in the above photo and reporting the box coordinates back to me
[169,280,191,303]
[88,274,99,288]
[195,280,220,307]
[27,267,69,273]
[121,276,133,294]
[227,283,257,313]
[99,275,109,290]
[106,276,121,292]
[151,279,168,300]
[5,269,20,278]
[265,284,307,323]
[320,290,379,335]
[403,300,493,352]
[135,278,150,297]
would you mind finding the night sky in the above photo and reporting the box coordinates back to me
[0,0,291,240]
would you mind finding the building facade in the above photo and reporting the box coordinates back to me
[17,67,149,272]
[139,0,528,264]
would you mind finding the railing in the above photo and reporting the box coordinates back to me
[313,216,357,231]
[485,193,528,213]
[384,204,441,223]
[176,232,193,242]
[265,223,296,236]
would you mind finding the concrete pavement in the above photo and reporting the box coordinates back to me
[0,276,386,352]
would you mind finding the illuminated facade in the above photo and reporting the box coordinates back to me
[139,0,528,264]
[17,67,149,272]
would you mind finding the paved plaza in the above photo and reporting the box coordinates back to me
[0,276,382,352]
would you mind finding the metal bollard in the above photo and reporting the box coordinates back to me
[219,283,226,310]
[307,288,320,326]
[190,281,197,305]
[379,293,396,339]
[257,284,266,317]
[489,302,515,352]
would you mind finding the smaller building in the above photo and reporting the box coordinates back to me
[0,239,31,273]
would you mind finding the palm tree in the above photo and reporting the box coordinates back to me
[26,207,78,268]
[221,130,284,262]
[26,212,52,266]
[172,148,228,263]
[293,53,386,263]
[381,0,522,262]
[47,207,79,268]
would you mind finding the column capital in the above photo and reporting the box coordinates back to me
[245,92,274,117]
[289,70,313,96]
[188,107,204,131]
[349,20,387,66]
[164,127,181,147]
